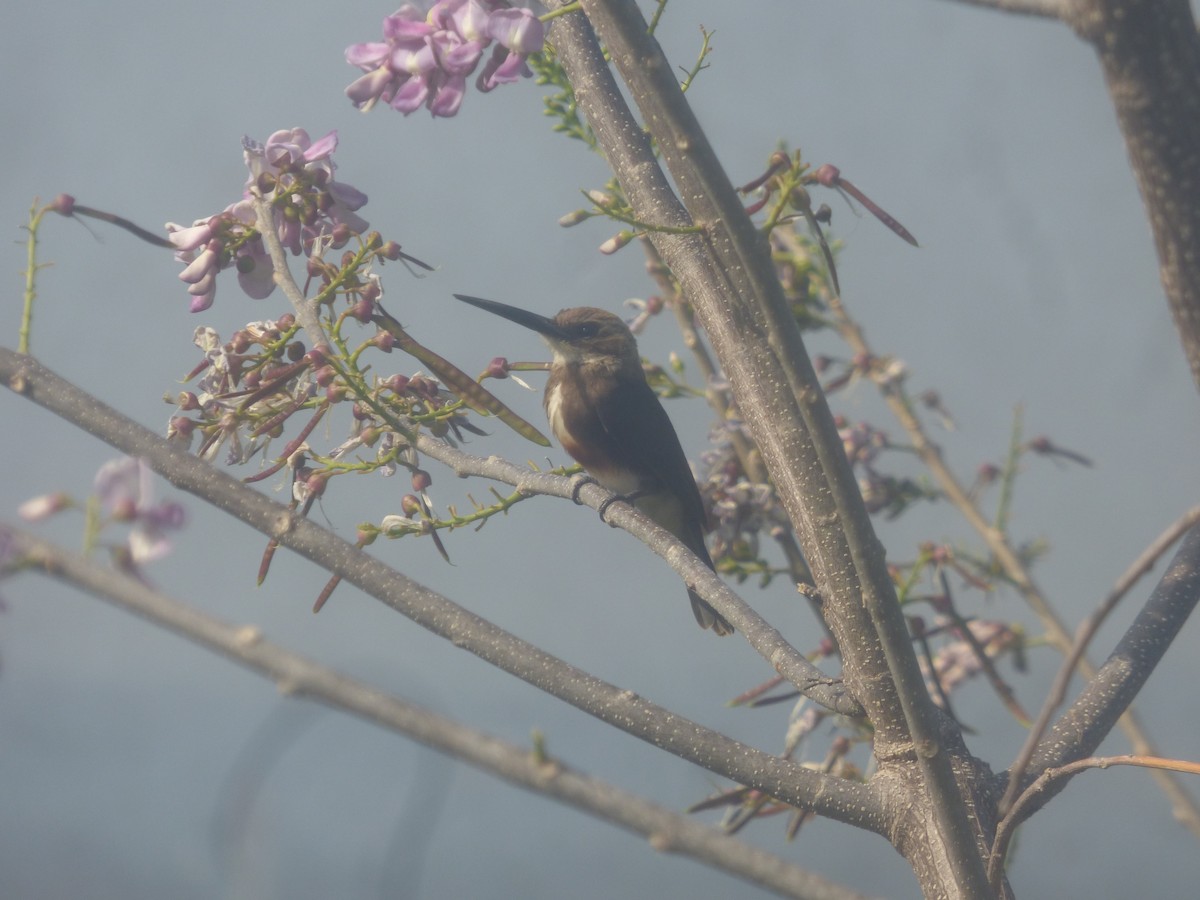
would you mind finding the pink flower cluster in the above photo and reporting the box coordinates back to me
[166,129,367,312]
[345,1,544,118]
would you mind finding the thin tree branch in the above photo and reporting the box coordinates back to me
[0,528,876,900]
[1002,505,1200,814]
[0,346,879,826]
[249,193,329,352]
[412,433,859,715]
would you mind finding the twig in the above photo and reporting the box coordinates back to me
[989,753,1200,889]
[249,193,330,352]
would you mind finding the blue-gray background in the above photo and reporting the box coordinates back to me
[3,2,1198,898]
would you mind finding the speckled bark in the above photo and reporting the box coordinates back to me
[1069,0,1200,392]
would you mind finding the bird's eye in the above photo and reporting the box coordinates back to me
[575,322,600,338]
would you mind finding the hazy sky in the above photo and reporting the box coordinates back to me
[3,2,1198,898]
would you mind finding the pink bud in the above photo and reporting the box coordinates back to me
[50,193,76,216]
[813,164,840,187]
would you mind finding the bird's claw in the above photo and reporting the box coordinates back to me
[568,473,598,505]
[597,494,620,522]
[598,489,648,524]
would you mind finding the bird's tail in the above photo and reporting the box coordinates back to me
[684,526,733,636]
[688,587,734,636]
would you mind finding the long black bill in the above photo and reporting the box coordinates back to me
[453,294,567,340]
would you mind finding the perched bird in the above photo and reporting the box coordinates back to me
[455,293,733,636]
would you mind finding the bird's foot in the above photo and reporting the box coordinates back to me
[568,473,598,505]
[597,488,649,523]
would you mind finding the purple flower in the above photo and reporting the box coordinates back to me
[167,128,369,312]
[93,458,186,564]
[345,2,543,117]
[488,7,542,53]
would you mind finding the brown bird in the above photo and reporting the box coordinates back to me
[454,293,732,636]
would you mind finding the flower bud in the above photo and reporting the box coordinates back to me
[351,297,374,323]
[599,230,635,255]
[384,374,409,393]
[168,416,196,441]
[558,209,589,227]
[813,163,840,187]
[18,491,71,521]
[50,193,76,216]
[304,471,329,499]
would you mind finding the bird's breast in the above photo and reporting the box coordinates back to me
[545,374,642,495]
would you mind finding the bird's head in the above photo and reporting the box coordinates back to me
[454,295,640,369]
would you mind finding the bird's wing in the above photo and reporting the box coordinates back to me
[588,376,711,537]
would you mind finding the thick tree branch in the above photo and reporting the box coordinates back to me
[0,346,879,828]
[551,5,997,896]
[551,0,902,754]
[798,207,1200,834]
[1068,0,1200,391]
[0,529,875,900]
